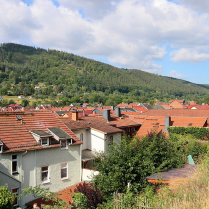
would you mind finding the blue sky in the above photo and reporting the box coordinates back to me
[1,0,209,84]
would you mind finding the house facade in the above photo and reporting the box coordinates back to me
[0,112,82,208]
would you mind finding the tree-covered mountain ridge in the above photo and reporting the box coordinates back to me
[0,43,208,98]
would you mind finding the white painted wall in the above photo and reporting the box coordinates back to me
[73,129,89,150]
[91,129,105,152]
[82,169,99,182]
[0,144,81,208]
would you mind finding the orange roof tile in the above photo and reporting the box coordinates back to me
[27,182,92,208]
[136,116,166,138]
[142,109,209,118]
[132,106,148,112]
[0,111,82,153]
[116,103,128,108]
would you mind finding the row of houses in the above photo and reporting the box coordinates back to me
[1,105,209,208]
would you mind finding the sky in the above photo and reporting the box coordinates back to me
[1,0,209,84]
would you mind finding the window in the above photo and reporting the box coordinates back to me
[61,163,68,179]
[109,136,113,145]
[61,140,67,149]
[80,133,83,141]
[12,155,18,174]
[12,188,19,206]
[41,138,49,146]
[41,166,49,183]
[0,145,2,153]
[129,128,132,133]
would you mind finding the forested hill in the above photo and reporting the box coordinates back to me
[0,43,208,101]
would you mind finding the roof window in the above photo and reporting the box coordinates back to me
[15,116,22,121]
[188,123,192,126]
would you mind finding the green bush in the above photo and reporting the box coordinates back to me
[186,140,207,158]
[168,127,209,140]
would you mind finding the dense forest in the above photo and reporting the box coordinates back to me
[0,43,209,106]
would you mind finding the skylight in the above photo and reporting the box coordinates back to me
[15,116,22,120]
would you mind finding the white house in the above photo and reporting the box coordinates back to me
[18,95,25,99]
[0,112,82,208]
[59,111,123,181]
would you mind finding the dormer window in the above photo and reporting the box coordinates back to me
[61,140,67,149]
[41,138,49,146]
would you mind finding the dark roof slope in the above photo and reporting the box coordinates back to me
[48,127,72,139]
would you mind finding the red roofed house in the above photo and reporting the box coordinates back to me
[169,100,184,109]
[136,115,208,138]
[0,111,82,208]
[169,99,185,105]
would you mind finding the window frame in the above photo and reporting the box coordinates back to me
[61,162,68,180]
[41,166,50,184]
[60,139,68,150]
[12,155,18,175]
[41,138,49,146]
[12,188,19,206]
[0,145,2,153]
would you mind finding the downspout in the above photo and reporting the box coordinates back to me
[80,144,82,182]
[20,151,27,182]
[35,150,37,186]
[20,150,27,207]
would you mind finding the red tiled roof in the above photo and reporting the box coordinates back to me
[60,115,123,134]
[0,111,82,153]
[116,103,128,108]
[136,114,208,138]
[109,116,141,128]
[132,106,148,112]
[27,182,92,208]
[127,103,138,108]
[136,116,166,138]
[142,109,209,118]
[170,117,207,127]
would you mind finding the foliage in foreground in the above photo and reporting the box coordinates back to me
[92,132,185,198]
[20,185,70,209]
[101,155,209,209]
[0,184,15,209]
[141,155,209,209]
[71,182,103,209]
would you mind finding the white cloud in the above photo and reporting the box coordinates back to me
[174,0,209,13]
[168,70,188,79]
[1,0,209,74]
[170,48,209,63]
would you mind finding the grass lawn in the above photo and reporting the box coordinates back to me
[2,95,49,105]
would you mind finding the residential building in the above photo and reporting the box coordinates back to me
[0,111,82,208]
